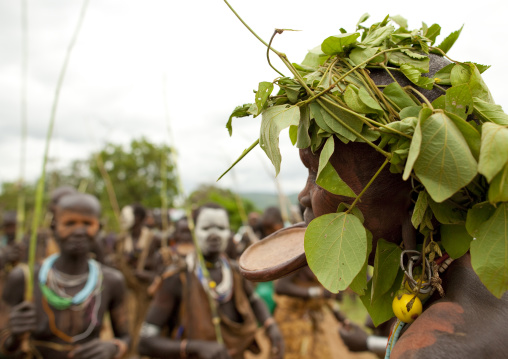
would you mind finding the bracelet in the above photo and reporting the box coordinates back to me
[180,339,188,358]
[0,329,20,355]
[111,338,128,359]
[366,335,388,355]
[263,317,276,330]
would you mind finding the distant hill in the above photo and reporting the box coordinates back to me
[239,192,299,212]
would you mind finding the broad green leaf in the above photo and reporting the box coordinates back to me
[390,15,408,28]
[472,63,490,74]
[317,136,335,179]
[358,87,384,115]
[297,105,312,149]
[470,203,508,298]
[478,122,508,182]
[389,52,430,73]
[301,45,329,67]
[305,212,367,292]
[321,33,360,55]
[399,106,422,120]
[403,108,431,180]
[451,64,471,86]
[371,239,402,303]
[289,125,297,145]
[411,191,429,228]
[316,162,357,197]
[413,112,478,202]
[360,270,403,326]
[319,101,364,142]
[254,82,274,116]
[468,63,494,104]
[432,25,463,54]
[401,49,427,60]
[466,202,496,238]
[400,64,434,90]
[440,224,472,259]
[345,85,372,114]
[383,83,417,110]
[349,229,372,295]
[425,23,441,44]
[226,104,252,136]
[432,95,445,110]
[488,163,508,203]
[445,111,481,160]
[434,63,454,86]
[349,47,380,68]
[473,97,508,125]
[356,13,370,29]
[362,25,395,46]
[337,203,364,223]
[259,105,300,175]
[310,102,334,133]
[445,84,473,120]
[428,197,466,224]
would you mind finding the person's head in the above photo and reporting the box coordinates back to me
[53,193,101,258]
[260,206,284,237]
[193,203,230,258]
[120,203,146,231]
[48,186,77,214]
[172,217,192,244]
[1,211,17,242]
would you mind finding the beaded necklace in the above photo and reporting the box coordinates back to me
[39,254,100,310]
[196,255,233,303]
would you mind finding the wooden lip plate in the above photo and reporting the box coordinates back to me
[239,224,307,282]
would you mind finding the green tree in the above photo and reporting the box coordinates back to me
[188,184,259,232]
[87,137,178,230]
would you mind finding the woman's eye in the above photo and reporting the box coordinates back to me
[64,220,76,226]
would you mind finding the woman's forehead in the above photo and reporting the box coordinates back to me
[299,148,319,171]
[197,208,229,226]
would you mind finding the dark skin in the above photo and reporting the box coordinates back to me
[138,208,284,359]
[0,220,22,269]
[298,140,508,358]
[2,194,130,359]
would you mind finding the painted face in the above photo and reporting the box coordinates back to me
[120,206,135,231]
[195,208,230,256]
[55,211,100,239]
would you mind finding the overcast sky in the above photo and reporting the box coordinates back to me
[1,0,507,199]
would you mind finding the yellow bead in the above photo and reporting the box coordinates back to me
[209,281,216,289]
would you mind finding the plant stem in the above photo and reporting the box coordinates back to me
[267,30,285,77]
[27,0,90,302]
[346,158,390,213]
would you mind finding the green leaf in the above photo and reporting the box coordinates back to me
[389,52,430,73]
[390,15,408,29]
[317,136,335,179]
[468,63,494,104]
[400,64,434,90]
[444,111,481,160]
[310,102,334,133]
[319,101,364,142]
[254,82,274,116]
[466,202,496,238]
[413,112,478,202]
[488,163,508,203]
[349,229,372,296]
[450,63,470,86]
[403,108,431,180]
[473,97,508,125]
[428,197,466,224]
[434,63,454,86]
[432,25,463,54]
[349,47,380,68]
[301,45,329,67]
[411,190,429,229]
[321,33,360,55]
[432,95,445,110]
[371,239,402,303]
[297,105,312,149]
[440,224,472,259]
[362,25,395,46]
[344,85,383,115]
[470,203,508,298]
[425,23,441,45]
[399,106,422,120]
[383,83,417,110]
[358,87,384,115]
[289,125,298,145]
[360,270,403,326]
[478,122,508,182]
[356,13,370,29]
[316,162,357,197]
[305,212,367,292]
[259,105,301,175]
[445,84,473,120]
[226,104,252,136]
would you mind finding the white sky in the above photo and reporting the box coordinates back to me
[1,0,507,198]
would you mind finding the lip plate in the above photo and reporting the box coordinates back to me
[239,223,307,282]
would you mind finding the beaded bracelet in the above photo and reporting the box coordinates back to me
[111,338,128,359]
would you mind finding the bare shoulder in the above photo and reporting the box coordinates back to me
[391,255,508,358]
[100,264,126,287]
